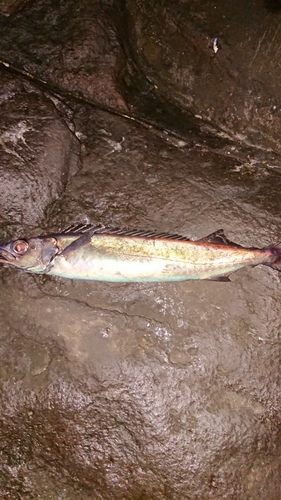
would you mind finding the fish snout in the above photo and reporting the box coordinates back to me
[0,246,16,263]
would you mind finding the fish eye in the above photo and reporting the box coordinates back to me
[12,240,29,255]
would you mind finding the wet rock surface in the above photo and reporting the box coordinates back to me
[0,1,280,499]
[1,107,280,500]
[124,0,281,152]
[2,0,281,154]
[0,0,127,110]
[0,69,80,229]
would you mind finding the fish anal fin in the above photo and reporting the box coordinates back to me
[205,275,231,282]
[198,229,242,248]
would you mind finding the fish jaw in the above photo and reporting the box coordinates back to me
[0,245,16,264]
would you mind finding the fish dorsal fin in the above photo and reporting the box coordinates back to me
[62,224,242,248]
[198,229,242,248]
[62,224,193,242]
[63,223,106,235]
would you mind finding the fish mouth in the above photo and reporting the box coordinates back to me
[0,248,16,263]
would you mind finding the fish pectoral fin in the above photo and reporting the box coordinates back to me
[60,231,93,258]
[204,275,231,282]
[198,229,242,248]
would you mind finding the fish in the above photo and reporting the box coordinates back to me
[0,223,280,282]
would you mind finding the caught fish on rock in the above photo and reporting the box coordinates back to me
[0,224,280,282]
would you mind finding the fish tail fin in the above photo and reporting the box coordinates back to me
[267,243,281,271]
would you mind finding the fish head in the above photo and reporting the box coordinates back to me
[0,236,58,273]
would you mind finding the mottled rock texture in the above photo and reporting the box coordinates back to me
[0,0,27,16]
